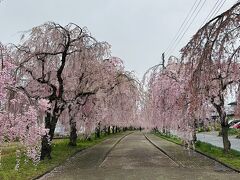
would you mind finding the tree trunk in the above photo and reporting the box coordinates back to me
[211,97,231,153]
[192,119,197,142]
[40,135,52,160]
[68,104,78,146]
[69,120,77,146]
[103,126,107,136]
[221,124,231,153]
[162,126,166,134]
[95,122,101,138]
[107,126,111,135]
[192,130,197,142]
[40,112,58,160]
[112,126,115,134]
[219,109,231,153]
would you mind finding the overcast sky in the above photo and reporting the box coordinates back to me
[0,0,237,79]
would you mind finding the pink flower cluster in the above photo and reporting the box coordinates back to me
[0,45,49,165]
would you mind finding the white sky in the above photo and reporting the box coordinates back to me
[0,0,237,79]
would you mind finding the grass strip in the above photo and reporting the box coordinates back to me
[153,132,240,171]
[153,132,182,145]
[195,141,240,171]
[0,132,123,180]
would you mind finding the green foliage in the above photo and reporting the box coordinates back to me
[214,124,221,132]
[228,128,240,136]
[154,131,182,145]
[197,126,211,133]
[218,128,240,137]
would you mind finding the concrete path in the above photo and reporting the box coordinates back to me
[197,132,240,152]
[40,132,240,180]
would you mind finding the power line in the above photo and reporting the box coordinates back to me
[200,0,222,27]
[200,0,225,27]
[211,0,227,20]
[167,0,207,57]
[165,0,199,56]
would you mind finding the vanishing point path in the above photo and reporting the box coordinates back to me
[40,132,240,180]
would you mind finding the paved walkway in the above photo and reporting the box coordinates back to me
[197,132,240,152]
[40,132,240,180]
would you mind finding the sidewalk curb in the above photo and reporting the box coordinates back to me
[33,148,86,180]
[153,133,240,174]
[144,134,182,167]
[99,131,133,167]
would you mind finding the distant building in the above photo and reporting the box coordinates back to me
[226,101,238,119]
[55,122,67,136]
[210,101,238,120]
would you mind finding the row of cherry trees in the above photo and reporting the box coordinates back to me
[0,22,141,163]
[142,57,196,145]
[144,2,240,152]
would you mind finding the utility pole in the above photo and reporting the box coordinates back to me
[161,52,166,69]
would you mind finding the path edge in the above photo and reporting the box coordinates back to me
[151,133,240,173]
[32,148,86,180]
[144,134,182,167]
[99,131,133,167]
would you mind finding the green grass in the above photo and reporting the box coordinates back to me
[153,131,240,171]
[227,128,240,137]
[195,141,240,171]
[0,133,122,180]
[153,132,182,145]
[218,128,240,138]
